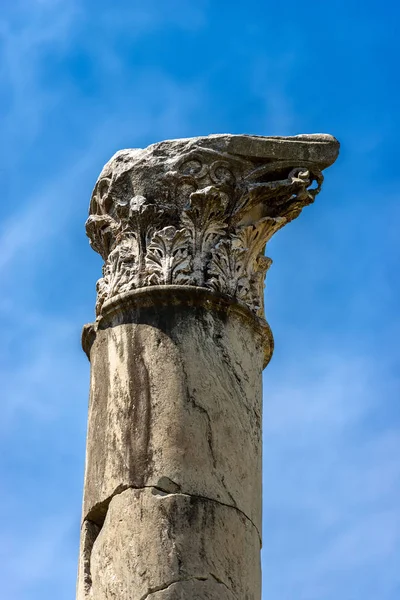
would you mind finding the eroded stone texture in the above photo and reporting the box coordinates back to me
[76,520,100,600]
[77,134,339,600]
[83,293,266,534]
[90,487,260,600]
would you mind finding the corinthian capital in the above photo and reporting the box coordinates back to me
[86,134,339,318]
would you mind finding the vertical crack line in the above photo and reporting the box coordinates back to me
[80,482,132,598]
[189,391,217,470]
[180,341,240,511]
[180,354,218,471]
[79,519,100,598]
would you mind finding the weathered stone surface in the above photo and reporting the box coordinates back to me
[76,520,100,600]
[144,579,237,600]
[89,487,260,600]
[82,292,265,534]
[77,134,339,600]
[86,133,339,319]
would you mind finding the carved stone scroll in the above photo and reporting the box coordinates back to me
[86,134,339,320]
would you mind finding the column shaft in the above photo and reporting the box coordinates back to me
[78,289,267,599]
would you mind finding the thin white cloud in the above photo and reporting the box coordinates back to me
[95,0,208,33]
[262,344,400,599]
[264,353,377,434]
[0,1,79,158]
[0,316,85,427]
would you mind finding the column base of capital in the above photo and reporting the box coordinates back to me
[82,285,274,368]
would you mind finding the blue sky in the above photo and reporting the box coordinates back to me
[0,1,399,598]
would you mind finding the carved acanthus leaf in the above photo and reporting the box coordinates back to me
[95,276,109,316]
[232,217,286,259]
[248,255,273,317]
[95,235,140,314]
[105,236,140,295]
[123,195,166,229]
[145,227,192,286]
[181,186,228,286]
[208,239,249,299]
[208,217,282,313]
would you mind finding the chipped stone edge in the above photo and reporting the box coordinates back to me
[81,285,274,369]
[80,485,259,600]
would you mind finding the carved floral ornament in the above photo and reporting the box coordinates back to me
[86,135,339,319]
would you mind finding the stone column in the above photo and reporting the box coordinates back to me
[77,134,339,600]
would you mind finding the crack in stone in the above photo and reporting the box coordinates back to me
[189,391,217,469]
[213,329,244,392]
[138,576,205,600]
[179,350,247,518]
[138,574,238,600]
[81,477,260,599]
[79,519,100,598]
[219,473,238,509]
[84,482,131,527]
[210,572,238,598]
[212,325,262,434]
[151,486,261,542]
[83,483,261,544]
[178,351,218,473]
